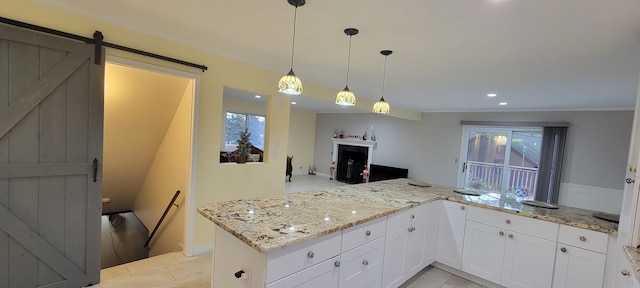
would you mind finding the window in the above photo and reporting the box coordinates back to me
[224,111,265,152]
[458,126,543,206]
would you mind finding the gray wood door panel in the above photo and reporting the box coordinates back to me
[0,22,103,287]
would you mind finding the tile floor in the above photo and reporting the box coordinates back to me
[97,251,485,288]
[97,175,485,287]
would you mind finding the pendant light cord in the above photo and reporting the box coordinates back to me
[345,35,353,87]
[381,55,388,99]
[289,6,298,70]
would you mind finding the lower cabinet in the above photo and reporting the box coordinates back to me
[552,224,608,288]
[461,206,557,288]
[266,256,340,288]
[382,203,431,288]
[338,237,385,288]
[436,200,467,269]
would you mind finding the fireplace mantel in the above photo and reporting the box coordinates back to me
[331,138,376,182]
[331,138,377,149]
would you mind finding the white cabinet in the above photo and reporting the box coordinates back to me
[436,200,467,269]
[462,206,557,288]
[553,225,608,288]
[382,203,430,288]
[266,256,340,288]
[338,237,385,288]
[613,248,635,288]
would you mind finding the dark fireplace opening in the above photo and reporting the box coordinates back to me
[336,144,368,184]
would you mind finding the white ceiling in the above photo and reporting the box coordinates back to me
[36,0,640,112]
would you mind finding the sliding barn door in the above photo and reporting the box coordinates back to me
[0,23,104,287]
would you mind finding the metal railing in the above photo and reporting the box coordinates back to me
[465,161,538,196]
[144,190,180,248]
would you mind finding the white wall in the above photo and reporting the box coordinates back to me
[315,111,633,212]
[288,108,317,175]
[132,82,193,256]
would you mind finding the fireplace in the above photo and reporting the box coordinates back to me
[331,138,376,184]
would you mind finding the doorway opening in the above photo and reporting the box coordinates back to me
[101,57,198,269]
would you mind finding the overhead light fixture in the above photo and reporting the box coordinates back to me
[373,50,392,114]
[335,28,359,106]
[278,0,305,95]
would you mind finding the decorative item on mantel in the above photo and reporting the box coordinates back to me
[370,125,376,141]
[333,129,338,138]
[362,127,368,140]
[339,129,345,138]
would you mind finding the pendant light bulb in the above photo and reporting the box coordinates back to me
[278,0,306,95]
[373,50,392,114]
[336,28,359,106]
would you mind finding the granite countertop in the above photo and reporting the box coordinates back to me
[197,178,618,254]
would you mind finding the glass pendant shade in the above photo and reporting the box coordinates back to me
[336,86,356,106]
[278,69,303,95]
[373,97,390,114]
[373,50,393,114]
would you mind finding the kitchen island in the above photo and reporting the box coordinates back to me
[198,178,618,288]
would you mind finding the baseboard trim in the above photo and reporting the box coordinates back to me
[191,242,213,256]
[431,262,505,288]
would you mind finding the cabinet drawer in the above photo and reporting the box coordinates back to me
[386,204,429,231]
[467,205,558,241]
[558,224,608,253]
[266,232,341,283]
[342,217,386,252]
[339,236,385,288]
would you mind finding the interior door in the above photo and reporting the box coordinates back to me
[0,23,104,287]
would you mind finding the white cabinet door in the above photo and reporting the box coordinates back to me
[405,210,429,276]
[461,221,505,284]
[424,201,439,265]
[382,219,408,288]
[553,245,606,288]
[266,256,340,288]
[339,237,385,288]
[502,231,556,288]
[614,251,635,288]
[437,201,467,269]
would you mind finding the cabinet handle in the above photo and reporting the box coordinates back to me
[408,226,415,232]
[505,219,511,224]
[621,269,631,276]
[579,236,586,242]
[410,214,415,219]
[307,251,314,258]
[627,178,635,184]
[561,247,567,253]
[234,270,245,279]
[365,230,371,236]
[499,231,504,236]
[631,167,637,173]
[362,260,369,266]
[508,234,514,239]
[461,206,466,210]
[334,260,341,267]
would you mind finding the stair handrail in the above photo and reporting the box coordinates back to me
[144,190,181,248]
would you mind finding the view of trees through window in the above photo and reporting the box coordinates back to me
[224,112,265,151]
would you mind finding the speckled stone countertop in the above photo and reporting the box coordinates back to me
[624,246,640,274]
[197,178,618,254]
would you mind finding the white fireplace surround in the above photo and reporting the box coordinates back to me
[331,138,377,171]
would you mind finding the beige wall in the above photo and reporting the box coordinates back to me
[131,82,192,257]
[288,108,317,175]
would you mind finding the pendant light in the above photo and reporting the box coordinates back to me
[278,0,305,95]
[373,50,392,114]
[335,28,359,106]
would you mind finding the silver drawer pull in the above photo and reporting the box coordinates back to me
[365,230,371,236]
[334,260,341,267]
[561,247,567,253]
[307,251,314,258]
[505,219,511,224]
[408,226,416,232]
[499,231,504,236]
[579,236,586,242]
[621,269,631,276]
[460,206,465,210]
[362,260,369,266]
[410,214,415,219]
[508,234,514,239]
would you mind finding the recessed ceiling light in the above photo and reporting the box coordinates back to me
[291,101,297,105]
[487,93,497,97]
[499,102,508,106]
[255,95,261,99]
